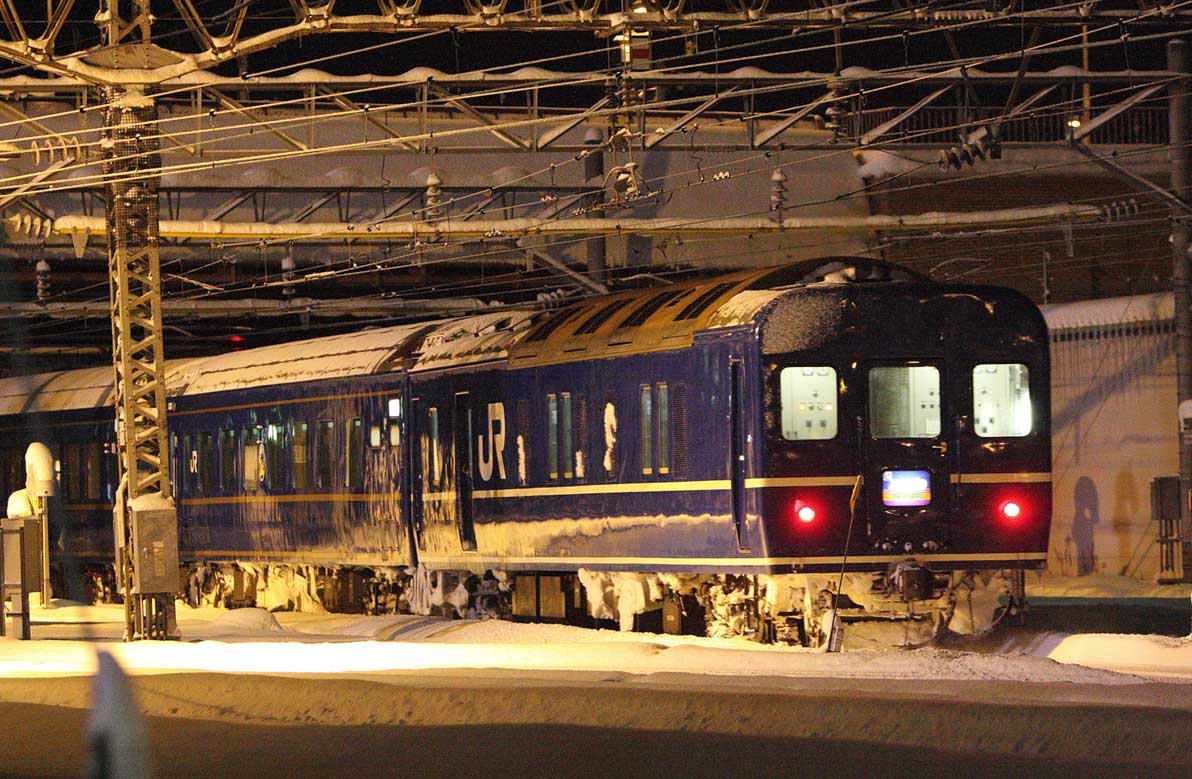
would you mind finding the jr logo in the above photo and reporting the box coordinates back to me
[477,402,507,482]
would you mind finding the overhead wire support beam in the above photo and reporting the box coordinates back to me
[859,85,953,146]
[1070,142,1192,215]
[752,91,833,148]
[205,88,311,151]
[316,86,420,151]
[645,86,744,149]
[1069,83,1168,143]
[537,97,612,149]
[428,83,531,149]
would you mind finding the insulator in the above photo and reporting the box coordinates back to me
[35,259,50,302]
[424,171,444,222]
[770,168,788,220]
[282,247,296,300]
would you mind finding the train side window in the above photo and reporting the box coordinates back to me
[972,364,1032,437]
[265,424,285,490]
[779,367,838,440]
[243,427,263,490]
[292,422,309,490]
[369,425,383,448]
[346,418,364,489]
[85,442,102,500]
[219,430,236,493]
[62,442,81,502]
[869,365,940,439]
[640,385,654,475]
[561,392,574,479]
[198,432,213,495]
[657,383,670,475]
[547,394,559,480]
[427,408,440,487]
[316,420,335,490]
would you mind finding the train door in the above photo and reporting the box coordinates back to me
[859,360,951,547]
[408,395,426,550]
[453,392,478,551]
[729,359,748,549]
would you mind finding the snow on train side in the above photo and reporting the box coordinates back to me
[0,258,1050,644]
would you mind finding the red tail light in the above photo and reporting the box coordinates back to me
[999,500,1022,520]
[797,505,816,524]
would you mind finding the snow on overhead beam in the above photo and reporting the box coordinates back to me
[1042,292,1172,332]
[38,205,1106,243]
[0,66,1179,94]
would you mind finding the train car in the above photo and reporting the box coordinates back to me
[0,258,1051,643]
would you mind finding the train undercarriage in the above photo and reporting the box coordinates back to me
[67,559,1029,648]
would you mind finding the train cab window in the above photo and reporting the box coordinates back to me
[219,430,236,493]
[780,367,838,440]
[547,394,559,480]
[85,442,102,500]
[316,420,336,490]
[243,427,264,490]
[657,383,670,475]
[869,365,941,439]
[346,419,364,489]
[292,422,309,490]
[198,432,214,495]
[369,425,383,448]
[387,396,402,448]
[640,385,654,475]
[561,393,574,479]
[973,363,1032,437]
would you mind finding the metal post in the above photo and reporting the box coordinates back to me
[1170,40,1192,564]
[103,84,180,640]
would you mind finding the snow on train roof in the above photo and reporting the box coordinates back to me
[0,366,114,416]
[1042,292,1171,331]
[173,321,434,396]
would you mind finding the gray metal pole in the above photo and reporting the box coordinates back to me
[1170,40,1191,553]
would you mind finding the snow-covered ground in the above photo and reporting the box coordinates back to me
[3,572,1188,683]
[1,575,1189,777]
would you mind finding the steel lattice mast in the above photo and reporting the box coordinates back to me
[100,3,178,641]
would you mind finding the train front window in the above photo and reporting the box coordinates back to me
[869,365,941,439]
[973,363,1032,437]
[779,367,837,440]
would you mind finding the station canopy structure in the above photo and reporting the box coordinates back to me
[0,1,1187,373]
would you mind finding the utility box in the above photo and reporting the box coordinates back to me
[129,508,179,594]
[1,518,38,639]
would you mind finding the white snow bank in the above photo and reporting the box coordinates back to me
[1048,634,1192,679]
[1029,571,1192,600]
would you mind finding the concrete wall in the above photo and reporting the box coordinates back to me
[1046,294,1176,580]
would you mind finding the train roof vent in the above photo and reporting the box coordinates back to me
[674,281,739,321]
[574,299,631,335]
[618,289,685,329]
[524,306,584,343]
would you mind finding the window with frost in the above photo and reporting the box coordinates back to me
[292,422,309,490]
[219,430,236,493]
[779,367,838,440]
[265,424,285,490]
[85,442,102,500]
[561,392,573,479]
[972,364,1032,437]
[243,427,262,489]
[869,365,940,439]
[427,408,440,487]
[547,394,559,480]
[316,420,335,490]
[346,418,364,489]
[657,383,670,475]
[640,385,653,475]
[198,432,213,495]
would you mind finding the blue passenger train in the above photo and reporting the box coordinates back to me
[0,258,1051,642]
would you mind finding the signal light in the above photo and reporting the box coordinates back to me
[999,501,1022,520]
[796,505,816,524]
